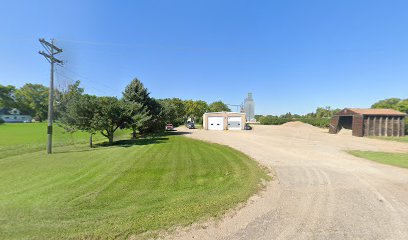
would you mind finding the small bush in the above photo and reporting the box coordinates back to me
[0,118,4,124]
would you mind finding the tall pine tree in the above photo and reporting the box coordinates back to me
[122,78,153,138]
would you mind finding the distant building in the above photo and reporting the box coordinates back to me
[0,108,32,123]
[329,108,406,137]
[203,112,246,130]
[243,93,255,122]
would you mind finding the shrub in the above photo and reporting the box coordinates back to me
[298,118,330,128]
[259,116,291,125]
[0,118,4,124]
[259,116,330,128]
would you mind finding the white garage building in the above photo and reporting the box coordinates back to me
[203,112,247,130]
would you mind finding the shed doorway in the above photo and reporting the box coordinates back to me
[227,117,242,130]
[208,117,224,130]
[338,116,353,135]
[339,116,353,130]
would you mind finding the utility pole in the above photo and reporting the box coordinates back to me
[39,38,63,154]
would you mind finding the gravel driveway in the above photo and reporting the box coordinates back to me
[168,123,408,240]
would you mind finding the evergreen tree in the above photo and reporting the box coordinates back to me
[122,78,153,137]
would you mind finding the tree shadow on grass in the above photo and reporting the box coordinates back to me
[164,130,192,136]
[54,130,191,154]
[107,137,169,148]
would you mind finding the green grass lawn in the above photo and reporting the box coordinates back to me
[0,123,129,158]
[349,150,408,169]
[0,133,269,239]
[371,136,408,143]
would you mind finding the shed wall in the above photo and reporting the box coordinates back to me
[329,116,340,134]
[363,116,405,137]
[352,116,364,137]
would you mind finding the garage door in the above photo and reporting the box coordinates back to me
[228,117,242,130]
[208,117,224,130]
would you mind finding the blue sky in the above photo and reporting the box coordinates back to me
[1,0,407,115]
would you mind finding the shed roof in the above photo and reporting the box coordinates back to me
[344,108,406,116]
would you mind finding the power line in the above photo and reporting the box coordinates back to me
[55,72,111,95]
[59,65,121,94]
[57,38,257,53]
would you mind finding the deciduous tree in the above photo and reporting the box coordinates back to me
[397,99,408,113]
[14,84,49,121]
[371,98,401,110]
[55,80,84,120]
[157,98,186,126]
[59,93,97,147]
[61,94,130,145]
[92,97,129,145]
[0,84,17,108]
[184,100,208,123]
[208,101,230,112]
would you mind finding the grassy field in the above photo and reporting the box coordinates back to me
[372,136,408,143]
[359,136,408,168]
[349,150,408,169]
[0,130,268,239]
[0,123,129,158]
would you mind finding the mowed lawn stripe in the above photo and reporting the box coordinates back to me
[0,134,268,239]
[349,150,408,169]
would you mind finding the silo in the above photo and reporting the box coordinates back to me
[244,93,255,122]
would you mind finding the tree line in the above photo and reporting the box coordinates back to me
[2,82,406,134]
[256,106,341,127]
[257,99,408,128]
[0,84,49,121]
[371,98,408,113]
[0,79,231,144]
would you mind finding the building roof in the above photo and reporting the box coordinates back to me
[205,111,243,114]
[0,108,28,116]
[0,108,10,115]
[204,111,246,115]
[345,108,406,116]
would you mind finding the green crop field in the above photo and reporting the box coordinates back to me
[349,150,408,169]
[0,124,268,239]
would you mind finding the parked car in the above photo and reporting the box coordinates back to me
[186,122,195,129]
[244,123,252,130]
[165,124,174,131]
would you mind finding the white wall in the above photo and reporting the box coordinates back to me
[1,115,33,123]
